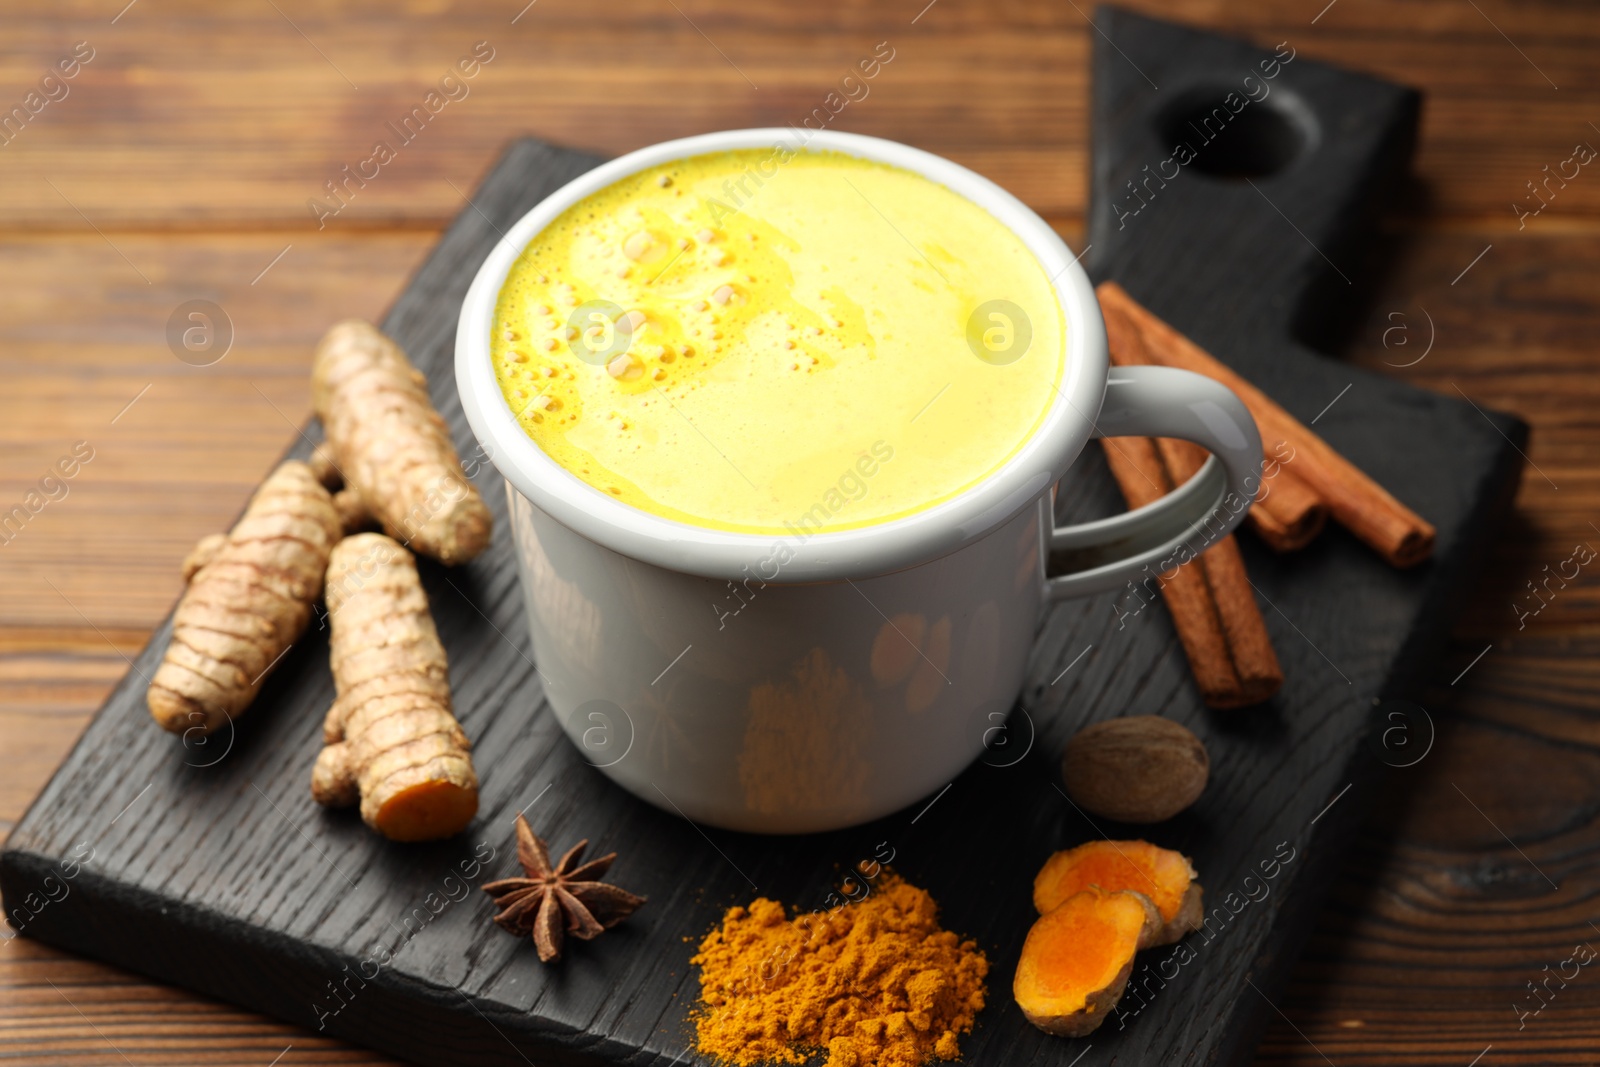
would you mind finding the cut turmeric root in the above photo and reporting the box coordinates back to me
[148,461,341,736]
[310,533,479,841]
[1013,886,1162,1037]
[1033,839,1203,947]
[312,320,492,565]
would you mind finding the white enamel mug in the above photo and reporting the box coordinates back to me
[457,129,1261,833]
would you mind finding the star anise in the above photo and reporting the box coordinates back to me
[481,814,647,962]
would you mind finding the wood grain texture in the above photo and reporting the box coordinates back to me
[1,0,1596,228]
[0,1,1597,1065]
[0,232,433,629]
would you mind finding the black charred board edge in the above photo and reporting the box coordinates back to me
[0,14,1529,1067]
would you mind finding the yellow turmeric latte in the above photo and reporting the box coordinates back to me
[491,148,1066,534]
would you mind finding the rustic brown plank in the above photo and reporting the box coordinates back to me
[0,232,433,629]
[1,1,1597,229]
[1259,633,1600,1066]
[0,942,385,1066]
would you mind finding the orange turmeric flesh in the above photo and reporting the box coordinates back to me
[1033,840,1199,939]
[1013,887,1159,1037]
[374,779,480,843]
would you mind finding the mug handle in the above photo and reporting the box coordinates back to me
[1045,363,1263,600]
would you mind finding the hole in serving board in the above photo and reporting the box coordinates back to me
[1156,85,1314,179]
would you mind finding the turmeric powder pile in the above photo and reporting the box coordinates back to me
[692,874,988,1067]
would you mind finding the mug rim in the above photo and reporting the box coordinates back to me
[455,128,1107,583]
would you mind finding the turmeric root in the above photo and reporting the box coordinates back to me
[1033,840,1203,947]
[311,532,479,841]
[312,321,492,565]
[308,441,342,490]
[331,486,374,535]
[180,533,228,583]
[1014,886,1162,1037]
[306,441,373,534]
[148,461,341,736]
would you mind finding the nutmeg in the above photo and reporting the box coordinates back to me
[1061,716,1209,823]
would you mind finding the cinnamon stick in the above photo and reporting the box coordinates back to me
[1099,436,1244,707]
[1157,438,1284,705]
[1248,468,1326,552]
[1101,295,1327,553]
[1098,282,1436,568]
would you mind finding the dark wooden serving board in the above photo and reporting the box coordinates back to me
[1,9,1527,1066]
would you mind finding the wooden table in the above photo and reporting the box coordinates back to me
[3,1,1596,1063]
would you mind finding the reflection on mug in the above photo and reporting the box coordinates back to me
[904,616,951,715]
[960,601,1001,695]
[523,526,604,676]
[870,612,926,686]
[738,647,870,817]
[868,612,955,714]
